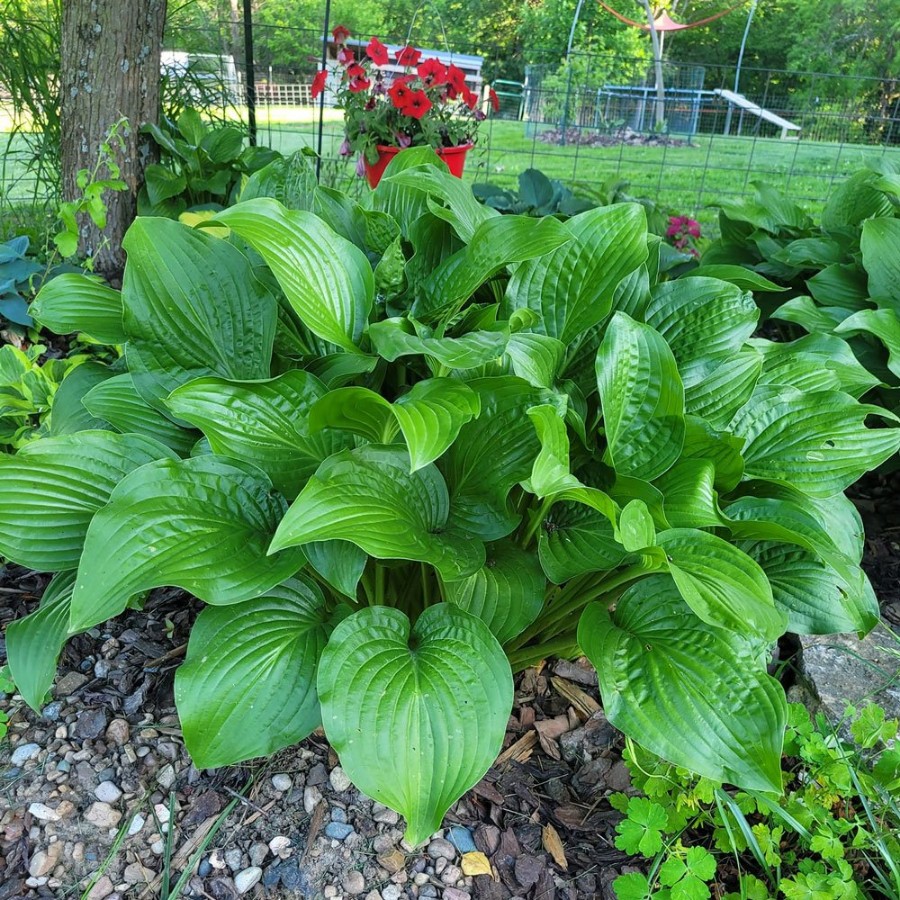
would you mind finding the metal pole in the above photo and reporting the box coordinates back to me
[243,0,256,146]
[560,0,586,147]
[317,0,332,178]
[725,0,758,135]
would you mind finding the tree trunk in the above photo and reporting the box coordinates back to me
[60,0,167,278]
[639,0,666,130]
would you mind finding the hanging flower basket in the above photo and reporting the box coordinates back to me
[363,142,474,188]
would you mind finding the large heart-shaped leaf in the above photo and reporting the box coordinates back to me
[122,217,276,412]
[270,445,484,581]
[504,204,648,343]
[167,372,352,498]
[302,540,368,599]
[0,432,176,571]
[835,308,900,378]
[213,198,374,351]
[49,363,115,435]
[369,150,449,237]
[861,217,900,307]
[596,312,685,481]
[175,576,334,768]
[318,604,513,845]
[579,576,786,792]
[654,459,722,529]
[30,274,126,344]
[684,347,762,429]
[71,456,306,631]
[369,318,508,369]
[729,386,900,497]
[442,540,545,643]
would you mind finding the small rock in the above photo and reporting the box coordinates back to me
[271,773,292,792]
[54,671,88,696]
[123,862,154,885]
[382,886,402,900]
[278,860,303,890]
[225,848,244,871]
[74,709,108,740]
[378,849,406,874]
[94,781,123,804]
[128,814,146,836]
[331,806,347,824]
[84,802,122,829]
[156,764,176,790]
[182,790,223,829]
[304,785,322,814]
[343,871,366,895]
[427,838,456,860]
[307,762,328,785]
[234,867,262,894]
[249,842,269,867]
[373,834,396,854]
[10,743,41,767]
[325,822,355,841]
[150,840,165,855]
[27,803,61,822]
[447,826,477,855]
[329,766,352,792]
[324,888,338,899]
[198,859,212,878]
[41,701,64,721]
[86,875,115,900]
[419,888,438,899]
[606,760,632,792]
[443,890,471,900]
[365,892,383,900]
[29,847,60,878]
[105,719,130,746]
[373,804,400,825]
[210,849,227,869]
[269,836,291,858]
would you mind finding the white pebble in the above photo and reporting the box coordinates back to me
[329,766,352,793]
[27,803,60,822]
[234,866,263,894]
[304,785,322,814]
[11,743,41,766]
[269,835,292,857]
[128,814,145,836]
[271,773,292,792]
[94,781,123,804]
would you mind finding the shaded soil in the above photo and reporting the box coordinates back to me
[536,128,695,149]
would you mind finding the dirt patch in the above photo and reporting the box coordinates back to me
[536,128,695,149]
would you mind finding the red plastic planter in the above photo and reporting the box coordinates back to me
[364,143,474,188]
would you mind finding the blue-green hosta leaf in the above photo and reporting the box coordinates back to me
[681,265,787,293]
[645,278,758,387]
[0,432,176,572]
[505,333,566,388]
[596,312,685,481]
[318,604,513,845]
[413,216,571,323]
[861,217,900,309]
[658,528,786,640]
[835,308,900,378]
[83,374,198,455]
[71,456,306,631]
[771,297,854,334]
[442,540,545,644]
[440,377,548,540]
[175,576,334,768]
[122,218,276,412]
[369,318,508,369]
[539,501,627,584]
[49,363,115,435]
[270,445,484,581]
[684,347,762,429]
[654,459,722,529]
[30,274,125,344]
[212,197,374,351]
[729,386,900,497]
[681,416,745,493]
[504,204,648,343]
[166,372,353,499]
[6,572,77,710]
[741,541,879,636]
[579,576,786,792]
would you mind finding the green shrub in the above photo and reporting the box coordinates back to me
[3,149,898,846]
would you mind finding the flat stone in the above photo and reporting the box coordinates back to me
[128,815,145,836]
[123,862,155,885]
[303,785,322,814]
[343,871,366,895]
[373,804,400,825]
[382,886,402,900]
[86,875,114,900]
[307,762,328,785]
[443,890,472,900]
[156,764,176,790]
[235,867,263,894]
[269,835,291,857]
[249,842,269,867]
[105,719,130,746]
[427,838,457,860]
[329,766,352,792]
[271,774,292,792]
[10,743,40,767]
[74,709,108,740]
[331,806,347,824]
[27,803,61,822]
[448,826,477,854]
[94,781,123,804]
[84,802,122,829]
[41,701,64,721]
[29,847,60,878]
[324,822,354,841]
[54,671,88,697]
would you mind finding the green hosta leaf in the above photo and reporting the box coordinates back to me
[579,576,787,792]
[167,372,353,499]
[681,416,745,493]
[201,126,244,163]
[504,203,648,343]
[618,499,656,551]
[0,432,176,572]
[682,265,787,293]
[212,197,374,351]
[771,297,854,334]
[835,308,900,378]
[822,168,895,230]
[50,362,115,435]
[741,541,879,635]
[806,265,870,310]
[30,274,125,344]
[304,352,379,389]
[526,403,581,496]
[318,604,513,845]
[539,501,627,583]
[774,237,843,268]
[729,386,900,497]
[122,218,276,412]
[658,528,785,640]
[596,312,685,480]
[271,445,484,581]
[504,333,566,388]
[83,374,198,455]
[861,217,900,308]
[369,150,449,237]
[414,216,570,323]
[684,347,762,429]
[175,576,333,769]
[369,318,508,369]
[143,163,188,205]
[303,540,368,598]
[443,540,544,643]
[654,459,722,529]
[6,572,77,710]
[308,386,395,444]
[645,278,758,387]
[71,456,306,631]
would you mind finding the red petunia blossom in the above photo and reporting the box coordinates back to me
[389,79,413,108]
[366,36,390,66]
[396,45,422,67]
[346,63,366,79]
[446,64,467,92]
[461,88,479,110]
[417,57,446,87]
[402,90,432,120]
[349,74,371,92]
[489,87,500,113]
[337,46,355,66]
[311,69,328,100]
[332,24,350,43]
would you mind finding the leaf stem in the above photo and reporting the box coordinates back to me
[375,563,386,606]
[507,634,580,672]
[519,495,553,550]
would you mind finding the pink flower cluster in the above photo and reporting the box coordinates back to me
[666,215,702,256]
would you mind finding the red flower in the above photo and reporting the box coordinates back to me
[349,74,371,92]
[311,69,328,100]
[489,88,500,113]
[461,88,479,110]
[396,45,422,67]
[337,46,355,66]
[346,63,366,79]
[446,64,467,92]
[389,79,413,108]
[417,58,447,87]
[366,37,390,66]
[402,90,432,120]
[332,24,350,43]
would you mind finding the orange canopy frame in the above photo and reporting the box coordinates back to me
[597,0,746,31]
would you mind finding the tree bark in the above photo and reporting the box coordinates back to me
[639,0,666,130]
[60,0,167,278]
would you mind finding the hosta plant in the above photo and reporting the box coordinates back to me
[4,149,899,846]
